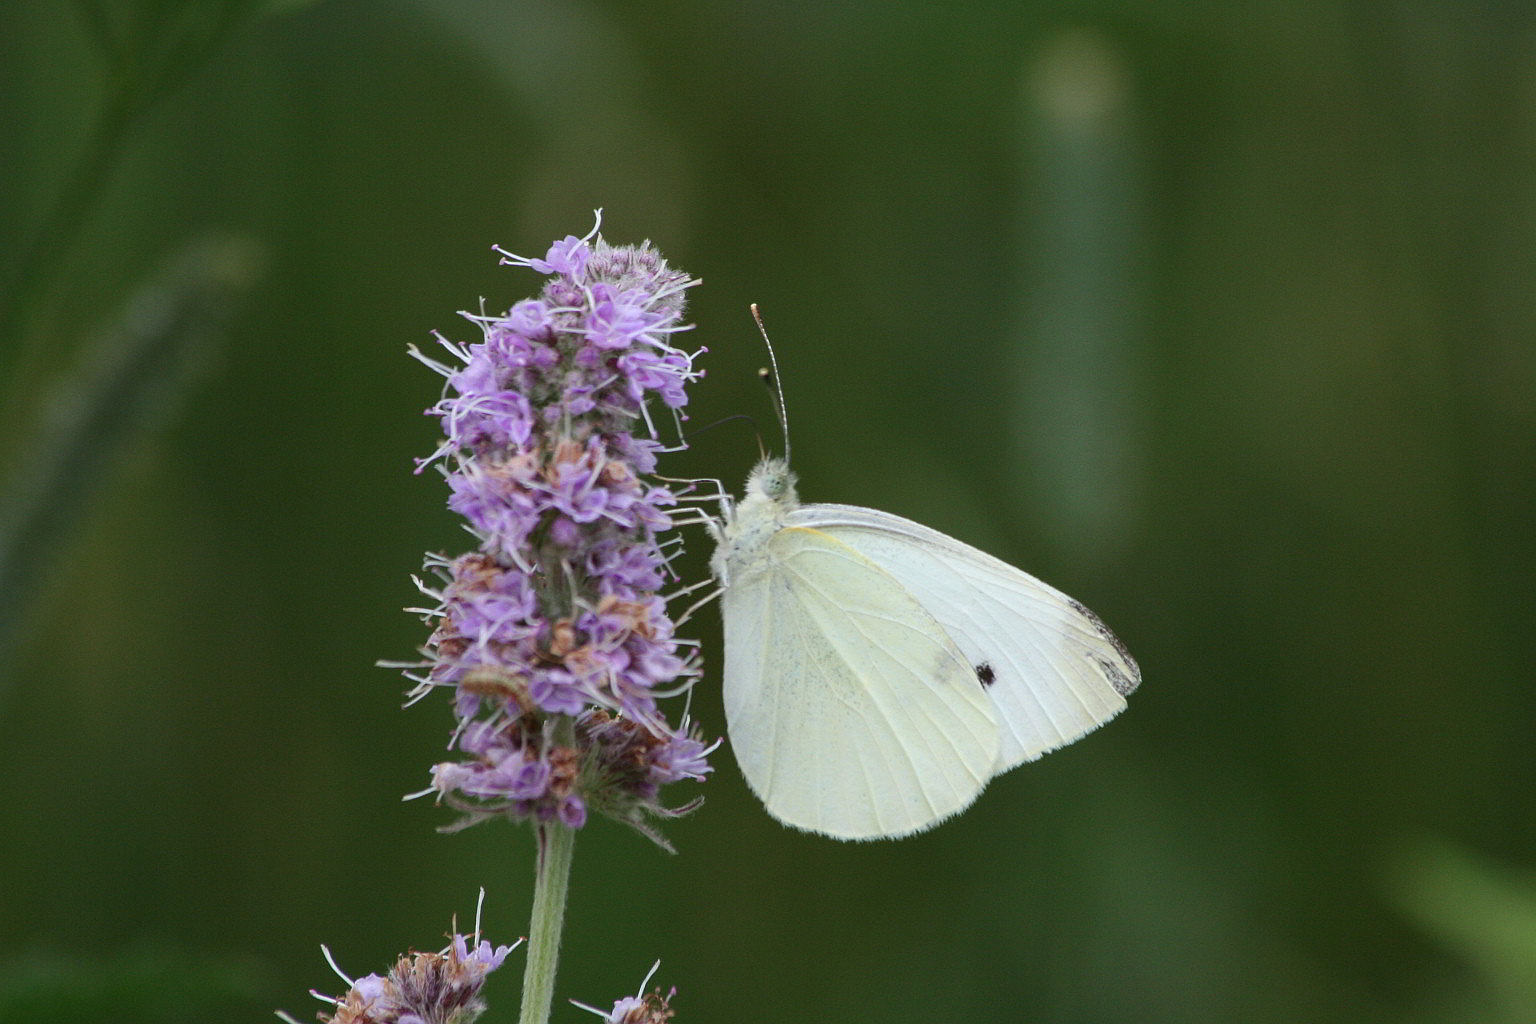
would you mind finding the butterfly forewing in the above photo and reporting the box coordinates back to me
[719,524,999,839]
[785,504,1140,773]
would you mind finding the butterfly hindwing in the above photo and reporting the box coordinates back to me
[719,523,999,839]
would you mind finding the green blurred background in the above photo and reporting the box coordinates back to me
[3,1,1534,1021]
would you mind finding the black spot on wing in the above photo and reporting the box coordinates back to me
[974,662,996,688]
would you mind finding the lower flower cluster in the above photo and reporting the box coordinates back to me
[574,961,677,1024]
[283,930,517,1024]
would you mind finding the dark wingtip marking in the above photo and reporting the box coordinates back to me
[974,661,996,688]
[1069,598,1142,697]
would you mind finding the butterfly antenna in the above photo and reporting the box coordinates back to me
[751,303,790,464]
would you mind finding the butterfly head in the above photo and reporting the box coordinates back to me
[712,457,800,581]
[744,456,799,508]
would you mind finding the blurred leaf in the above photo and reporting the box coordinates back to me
[2,0,274,391]
[0,234,263,677]
[1391,840,1536,1020]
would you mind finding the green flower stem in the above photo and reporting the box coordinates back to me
[518,719,578,1024]
[519,820,576,1024]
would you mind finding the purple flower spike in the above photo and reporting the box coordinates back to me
[403,216,712,843]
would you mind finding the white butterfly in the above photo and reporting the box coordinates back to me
[709,456,1140,840]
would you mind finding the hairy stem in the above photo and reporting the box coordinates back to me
[518,721,578,1024]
